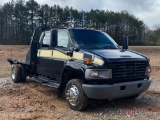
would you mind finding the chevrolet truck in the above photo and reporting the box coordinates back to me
[7,27,151,111]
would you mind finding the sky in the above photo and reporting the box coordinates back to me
[1,0,160,29]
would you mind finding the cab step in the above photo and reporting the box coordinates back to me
[31,76,60,89]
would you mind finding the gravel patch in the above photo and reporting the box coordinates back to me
[0,78,160,120]
[0,77,13,87]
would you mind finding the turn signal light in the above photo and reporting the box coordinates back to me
[148,66,151,73]
[85,59,92,65]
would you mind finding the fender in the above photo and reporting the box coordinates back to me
[7,58,27,65]
[60,60,86,83]
[60,59,100,84]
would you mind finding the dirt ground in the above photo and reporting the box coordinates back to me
[0,45,160,120]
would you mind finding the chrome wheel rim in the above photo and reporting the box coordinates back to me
[11,66,15,80]
[66,85,79,106]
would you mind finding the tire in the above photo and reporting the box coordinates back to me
[20,65,27,82]
[11,65,21,83]
[65,79,89,111]
[11,64,27,83]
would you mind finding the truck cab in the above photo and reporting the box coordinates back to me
[8,27,151,111]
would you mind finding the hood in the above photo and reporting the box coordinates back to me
[83,49,146,61]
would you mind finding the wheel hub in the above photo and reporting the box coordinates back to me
[66,85,79,106]
[11,66,15,80]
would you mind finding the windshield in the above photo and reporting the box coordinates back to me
[69,29,119,49]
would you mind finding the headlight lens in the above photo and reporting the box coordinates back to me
[85,69,112,79]
[90,70,99,77]
[146,67,151,77]
[148,67,151,73]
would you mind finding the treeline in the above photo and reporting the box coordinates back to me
[0,0,159,45]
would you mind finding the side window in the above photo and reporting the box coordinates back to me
[42,31,50,47]
[58,30,69,48]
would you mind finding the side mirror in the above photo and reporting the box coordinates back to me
[122,36,128,50]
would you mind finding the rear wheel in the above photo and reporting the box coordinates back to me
[11,64,26,83]
[65,79,89,111]
[11,65,21,83]
[20,65,27,82]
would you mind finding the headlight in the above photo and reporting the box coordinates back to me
[146,67,151,77]
[85,69,112,79]
[148,67,151,73]
[90,70,99,77]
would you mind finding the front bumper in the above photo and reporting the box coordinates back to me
[82,78,151,99]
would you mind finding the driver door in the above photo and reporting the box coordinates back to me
[50,29,71,80]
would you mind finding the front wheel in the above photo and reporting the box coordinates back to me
[65,79,89,111]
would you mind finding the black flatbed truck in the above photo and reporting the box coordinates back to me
[7,27,151,111]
